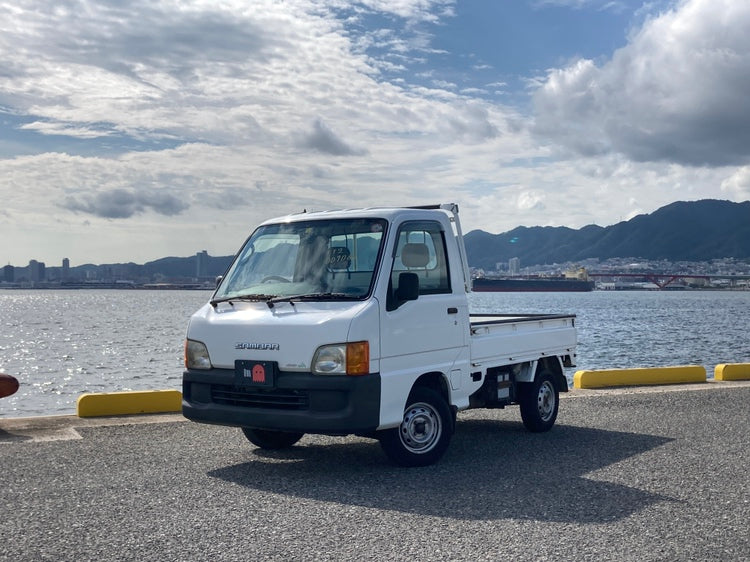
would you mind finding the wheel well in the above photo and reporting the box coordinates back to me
[410,372,450,402]
[538,356,568,392]
[410,372,456,428]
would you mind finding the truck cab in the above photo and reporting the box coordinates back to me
[183,204,577,466]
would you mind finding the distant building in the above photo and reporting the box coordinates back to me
[196,250,209,278]
[29,260,45,282]
[509,257,520,275]
[3,264,14,283]
[62,258,70,280]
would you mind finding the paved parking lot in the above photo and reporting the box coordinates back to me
[1,382,749,561]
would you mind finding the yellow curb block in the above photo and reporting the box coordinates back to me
[574,366,706,389]
[77,390,182,418]
[714,363,750,381]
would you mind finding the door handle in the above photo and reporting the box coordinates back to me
[447,307,458,314]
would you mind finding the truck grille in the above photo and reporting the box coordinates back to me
[211,384,309,410]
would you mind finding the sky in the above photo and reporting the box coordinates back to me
[2,0,749,266]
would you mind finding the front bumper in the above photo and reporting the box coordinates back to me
[182,368,381,435]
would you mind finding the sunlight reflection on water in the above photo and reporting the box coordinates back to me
[1,290,211,417]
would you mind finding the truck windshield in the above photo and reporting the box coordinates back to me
[214,218,387,302]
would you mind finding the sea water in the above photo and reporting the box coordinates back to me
[1,289,749,418]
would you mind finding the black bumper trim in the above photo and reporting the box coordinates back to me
[182,368,381,435]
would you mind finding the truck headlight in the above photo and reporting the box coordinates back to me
[312,342,369,376]
[185,339,212,370]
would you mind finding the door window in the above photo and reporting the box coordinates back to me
[390,221,451,302]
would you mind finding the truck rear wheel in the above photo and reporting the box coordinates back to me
[241,428,304,449]
[519,372,559,432]
[378,387,453,467]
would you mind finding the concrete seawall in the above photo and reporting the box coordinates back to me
[573,363,750,389]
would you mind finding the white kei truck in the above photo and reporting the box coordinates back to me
[182,204,577,466]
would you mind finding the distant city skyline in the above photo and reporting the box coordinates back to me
[4,249,750,289]
[2,249,219,284]
[4,254,750,291]
[4,250,217,271]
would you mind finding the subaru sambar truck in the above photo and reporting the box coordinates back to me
[182,204,577,466]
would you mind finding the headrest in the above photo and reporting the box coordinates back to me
[327,246,351,270]
[401,243,430,268]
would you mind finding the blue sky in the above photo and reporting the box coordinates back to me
[1,0,748,266]
[403,2,638,98]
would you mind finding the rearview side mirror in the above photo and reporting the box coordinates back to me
[395,272,419,306]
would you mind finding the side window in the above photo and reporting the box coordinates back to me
[391,221,451,296]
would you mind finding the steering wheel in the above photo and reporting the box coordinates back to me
[260,275,290,283]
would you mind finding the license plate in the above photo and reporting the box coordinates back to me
[234,360,276,388]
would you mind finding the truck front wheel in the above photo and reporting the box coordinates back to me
[379,387,453,467]
[519,372,559,432]
[241,428,304,449]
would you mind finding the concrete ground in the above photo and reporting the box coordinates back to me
[1,381,749,562]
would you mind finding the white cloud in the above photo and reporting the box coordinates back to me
[20,121,116,139]
[721,167,750,199]
[533,0,750,166]
[516,190,546,212]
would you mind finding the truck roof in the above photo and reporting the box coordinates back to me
[260,204,458,226]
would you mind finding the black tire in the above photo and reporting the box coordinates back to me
[519,371,559,433]
[379,387,453,467]
[241,428,304,449]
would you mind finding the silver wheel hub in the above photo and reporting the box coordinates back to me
[537,381,556,421]
[399,402,441,454]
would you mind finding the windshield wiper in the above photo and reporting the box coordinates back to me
[210,294,276,308]
[266,293,361,309]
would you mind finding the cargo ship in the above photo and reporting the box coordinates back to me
[472,267,595,292]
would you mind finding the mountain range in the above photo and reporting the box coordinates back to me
[464,199,750,270]
[24,198,750,281]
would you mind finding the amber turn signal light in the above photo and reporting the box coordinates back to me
[346,341,370,375]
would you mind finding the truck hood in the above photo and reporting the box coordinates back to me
[187,300,371,371]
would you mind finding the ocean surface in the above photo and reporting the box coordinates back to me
[1,289,749,418]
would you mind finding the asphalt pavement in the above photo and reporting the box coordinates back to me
[1,381,749,561]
